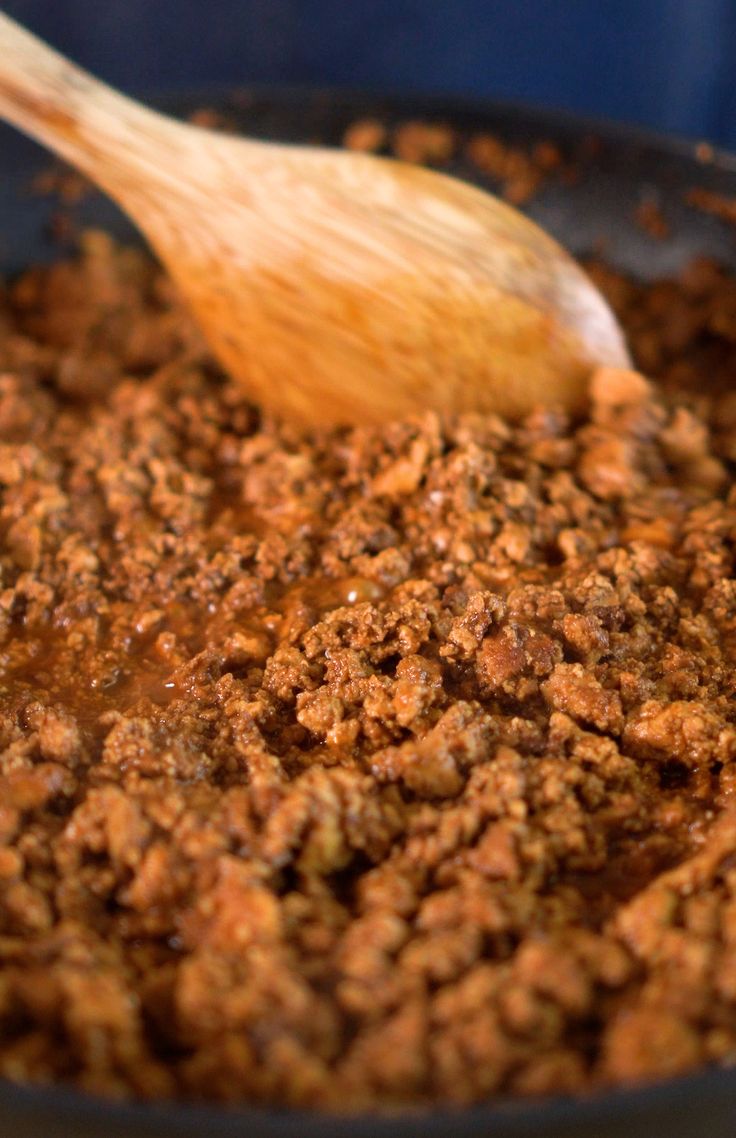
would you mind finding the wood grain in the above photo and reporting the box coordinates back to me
[0,10,630,425]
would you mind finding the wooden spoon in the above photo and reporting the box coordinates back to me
[0,11,630,426]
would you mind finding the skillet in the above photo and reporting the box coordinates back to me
[1,85,736,1138]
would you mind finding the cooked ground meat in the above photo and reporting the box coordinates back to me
[343,117,570,205]
[1,192,736,1112]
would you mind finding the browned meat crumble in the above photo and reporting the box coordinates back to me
[1,224,736,1110]
[685,186,736,226]
[343,117,570,204]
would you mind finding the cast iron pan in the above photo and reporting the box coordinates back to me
[1,86,736,1138]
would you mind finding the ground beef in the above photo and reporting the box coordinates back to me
[2,169,736,1113]
[343,117,570,204]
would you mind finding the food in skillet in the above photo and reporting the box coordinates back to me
[1,12,736,1108]
[0,215,735,1106]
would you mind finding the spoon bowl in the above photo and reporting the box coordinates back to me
[0,11,630,425]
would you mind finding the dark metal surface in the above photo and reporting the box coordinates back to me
[1,85,736,1138]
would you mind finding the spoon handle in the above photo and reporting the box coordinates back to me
[0,10,184,194]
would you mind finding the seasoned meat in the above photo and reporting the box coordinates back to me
[1,170,736,1110]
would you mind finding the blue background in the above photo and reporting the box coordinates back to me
[5,0,736,148]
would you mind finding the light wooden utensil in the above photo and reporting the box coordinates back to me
[0,11,630,426]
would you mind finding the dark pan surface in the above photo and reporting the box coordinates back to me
[1,85,736,1138]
